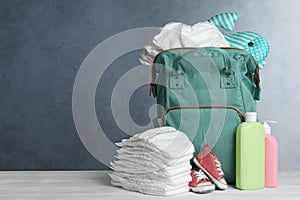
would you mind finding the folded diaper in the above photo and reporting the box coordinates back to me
[111,160,192,177]
[116,127,194,158]
[115,151,193,168]
[110,127,194,196]
[111,170,191,185]
[110,173,190,196]
[139,21,230,65]
[110,171,191,186]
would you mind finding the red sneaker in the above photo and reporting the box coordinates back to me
[193,144,228,190]
[189,169,215,194]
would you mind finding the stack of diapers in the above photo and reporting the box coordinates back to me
[109,127,195,196]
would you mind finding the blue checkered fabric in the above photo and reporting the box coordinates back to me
[224,31,270,69]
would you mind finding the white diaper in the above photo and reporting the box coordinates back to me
[139,21,230,66]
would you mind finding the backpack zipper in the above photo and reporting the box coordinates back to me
[159,105,245,127]
[152,47,255,63]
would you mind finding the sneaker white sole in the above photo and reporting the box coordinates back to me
[190,184,215,194]
[193,157,228,190]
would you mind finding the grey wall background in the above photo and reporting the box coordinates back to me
[0,0,299,170]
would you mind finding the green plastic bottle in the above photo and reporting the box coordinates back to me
[236,112,265,190]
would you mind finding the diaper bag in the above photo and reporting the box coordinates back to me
[150,47,260,184]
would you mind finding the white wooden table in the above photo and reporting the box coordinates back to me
[0,170,298,200]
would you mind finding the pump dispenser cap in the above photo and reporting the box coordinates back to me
[261,120,277,135]
[245,112,257,122]
[263,122,271,134]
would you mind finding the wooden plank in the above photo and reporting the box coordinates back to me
[0,171,298,200]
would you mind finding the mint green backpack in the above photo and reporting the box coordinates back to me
[150,47,260,184]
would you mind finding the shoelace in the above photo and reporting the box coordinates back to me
[195,170,209,181]
[215,159,224,176]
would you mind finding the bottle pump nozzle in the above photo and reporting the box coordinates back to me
[260,121,277,134]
